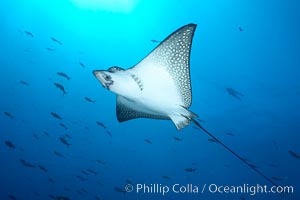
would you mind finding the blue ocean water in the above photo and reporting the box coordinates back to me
[1,0,299,199]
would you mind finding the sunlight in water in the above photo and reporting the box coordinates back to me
[70,0,141,13]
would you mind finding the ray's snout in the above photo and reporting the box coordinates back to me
[93,70,113,89]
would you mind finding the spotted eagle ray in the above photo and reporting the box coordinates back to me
[93,23,278,186]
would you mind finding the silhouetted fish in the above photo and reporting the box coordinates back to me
[173,136,182,141]
[84,97,96,103]
[86,168,97,175]
[84,126,90,131]
[162,176,171,180]
[46,47,55,51]
[76,175,88,181]
[55,196,71,200]
[150,39,161,43]
[238,26,243,32]
[51,37,62,45]
[126,179,133,184]
[53,83,66,95]
[225,132,235,136]
[226,88,244,100]
[64,134,72,139]
[19,158,36,168]
[48,178,56,183]
[144,139,152,144]
[105,130,112,137]
[288,150,300,160]
[96,121,106,129]
[56,72,70,80]
[95,160,106,165]
[8,194,17,200]
[114,187,126,194]
[54,151,65,158]
[272,140,279,151]
[19,80,29,86]
[50,112,63,120]
[38,165,48,172]
[208,138,219,143]
[4,111,14,119]
[184,168,197,172]
[43,131,50,137]
[5,140,16,149]
[33,133,39,140]
[81,170,89,176]
[59,137,71,147]
[94,196,101,200]
[59,123,68,130]
[79,61,85,68]
[24,30,34,37]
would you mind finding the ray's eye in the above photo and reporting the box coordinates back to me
[108,66,124,73]
[103,74,111,81]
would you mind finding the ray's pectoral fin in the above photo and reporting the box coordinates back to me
[116,95,169,122]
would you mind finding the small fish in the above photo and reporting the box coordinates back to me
[59,123,68,130]
[56,72,70,80]
[208,138,219,143]
[94,196,101,200]
[238,26,243,32]
[76,175,88,181]
[144,139,152,144]
[54,151,65,158]
[46,47,55,51]
[19,148,24,152]
[48,178,56,183]
[96,121,106,129]
[80,188,88,193]
[126,179,133,184]
[86,168,97,175]
[4,111,14,119]
[53,82,67,95]
[51,112,63,120]
[184,168,197,172]
[59,137,71,147]
[225,132,235,136]
[288,150,300,160]
[173,136,182,141]
[272,140,279,151]
[226,87,244,101]
[64,134,72,139]
[150,39,161,43]
[43,131,50,137]
[81,170,89,176]
[24,30,34,37]
[162,175,171,180]
[19,158,36,168]
[223,164,230,168]
[19,80,29,86]
[5,140,16,149]
[38,165,48,172]
[95,160,106,165]
[55,196,71,200]
[33,133,39,140]
[79,61,86,68]
[114,187,126,194]
[51,37,62,45]
[84,126,90,131]
[84,97,96,103]
[269,163,277,168]
[105,130,112,137]
[272,176,287,181]
[8,194,17,200]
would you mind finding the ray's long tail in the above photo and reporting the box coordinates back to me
[191,119,278,187]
